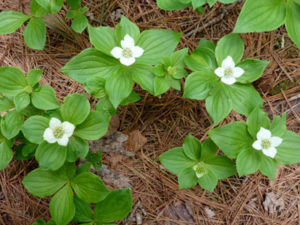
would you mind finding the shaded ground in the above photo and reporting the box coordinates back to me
[0,0,300,224]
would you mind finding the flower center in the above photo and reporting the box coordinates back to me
[224,67,234,78]
[261,139,272,149]
[122,47,133,58]
[53,126,64,139]
[193,162,208,178]
[167,66,176,76]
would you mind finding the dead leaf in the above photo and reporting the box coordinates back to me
[263,192,284,214]
[126,130,147,152]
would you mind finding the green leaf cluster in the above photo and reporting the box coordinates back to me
[183,34,269,124]
[158,135,236,191]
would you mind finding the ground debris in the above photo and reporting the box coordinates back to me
[205,207,216,218]
[126,130,147,152]
[263,192,285,214]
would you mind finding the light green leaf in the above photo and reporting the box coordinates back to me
[61,93,90,125]
[71,172,110,203]
[236,59,269,83]
[137,30,181,65]
[227,83,263,116]
[276,131,300,165]
[215,33,244,65]
[22,115,49,144]
[73,196,93,223]
[0,142,13,170]
[183,71,217,100]
[246,108,271,139]
[31,0,48,17]
[50,185,75,225]
[115,16,140,42]
[0,11,29,35]
[183,134,201,161]
[200,138,218,161]
[270,114,286,137]
[198,170,218,192]
[24,17,46,50]
[234,0,286,33]
[178,167,198,189]
[205,155,236,179]
[32,85,60,110]
[94,189,132,223]
[1,110,24,139]
[259,156,278,179]
[35,142,67,170]
[157,0,191,10]
[158,147,196,174]
[74,111,109,140]
[236,147,261,177]
[66,137,89,162]
[27,69,42,87]
[208,122,253,159]
[205,83,232,124]
[61,48,120,83]
[185,47,217,71]
[286,1,300,49]
[22,168,68,197]
[14,92,30,112]
[0,67,28,96]
[0,97,14,112]
[72,15,88,33]
[154,76,171,96]
[131,64,155,94]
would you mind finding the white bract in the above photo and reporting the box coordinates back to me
[193,162,208,178]
[252,127,283,158]
[111,34,144,66]
[43,118,75,146]
[214,56,244,85]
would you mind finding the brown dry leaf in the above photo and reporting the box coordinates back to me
[126,130,147,152]
[109,153,126,168]
[263,192,285,214]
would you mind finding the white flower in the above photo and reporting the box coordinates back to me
[43,118,75,146]
[110,34,144,66]
[214,56,244,85]
[252,127,283,158]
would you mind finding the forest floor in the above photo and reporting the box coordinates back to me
[0,0,300,224]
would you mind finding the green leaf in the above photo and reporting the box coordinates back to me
[131,64,155,94]
[84,77,106,98]
[73,196,93,223]
[105,70,133,108]
[88,26,117,56]
[205,83,232,124]
[120,91,141,106]
[259,156,278,179]
[96,97,116,117]
[50,185,75,225]
[66,137,89,162]
[183,134,201,161]
[1,110,24,139]
[246,108,271,139]
[31,0,48,17]
[35,0,50,10]
[276,131,300,165]
[236,59,269,83]
[185,47,217,71]
[234,0,286,33]
[286,1,300,49]
[24,17,46,50]
[227,83,263,116]
[158,147,196,174]
[72,15,88,33]
[0,141,13,170]
[27,69,42,87]
[157,0,191,10]
[178,167,198,189]
[74,111,109,140]
[35,142,67,170]
[14,91,30,112]
[22,115,49,144]
[137,30,181,65]
[198,170,218,192]
[32,85,60,110]
[61,93,90,125]
[215,33,244,65]
[22,168,68,197]
[67,0,81,9]
[208,122,253,159]
[0,97,14,112]
[270,114,286,137]
[236,147,261,177]
[192,0,205,8]
[200,138,218,161]
[61,48,120,83]
[0,67,28,96]
[115,16,140,42]
[71,172,110,203]
[154,76,172,96]
[205,155,236,179]
[0,11,29,35]
[94,189,132,223]
[183,71,217,100]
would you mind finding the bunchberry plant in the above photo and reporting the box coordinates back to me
[152,49,188,96]
[157,0,237,11]
[61,16,182,108]
[22,93,110,170]
[23,162,133,225]
[209,108,300,179]
[66,1,89,33]
[183,33,269,124]
[234,0,300,49]
[158,135,236,191]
